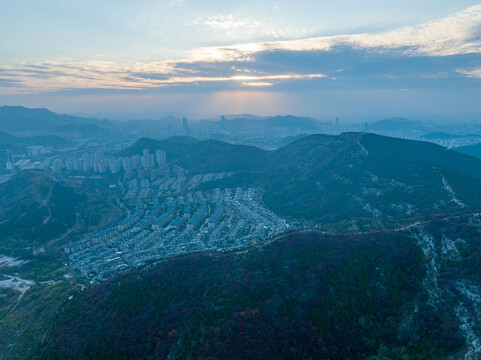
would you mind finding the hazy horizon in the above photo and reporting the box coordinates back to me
[2,104,480,125]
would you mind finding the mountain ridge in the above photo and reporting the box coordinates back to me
[123,132,481,225]
[453,142,481,159]
[0,131,74,148]
[0,106,107,136]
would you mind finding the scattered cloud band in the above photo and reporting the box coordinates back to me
[1,5,480,95]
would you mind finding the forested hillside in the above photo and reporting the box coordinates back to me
[38,217,481,359]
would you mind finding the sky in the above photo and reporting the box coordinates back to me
[1,1,481,121]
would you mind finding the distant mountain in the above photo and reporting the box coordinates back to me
[368,117,425,132]
[0,131,74,149]
[453,142,481,159]
[0,106,99,126]
[265,115,319,130]
[0,106,107,137]
[223,114,265,120]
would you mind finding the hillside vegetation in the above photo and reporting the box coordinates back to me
[454,142,481,159]
[0,170,123,279]
[38,219,481,360]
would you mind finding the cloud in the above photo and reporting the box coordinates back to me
[242,82,273,87]
[457,67,481,78]
[188,5,481,62]
[196,14,311,40]
[201,15,256,30]
[0,59,326,94]
[1,5,480,95]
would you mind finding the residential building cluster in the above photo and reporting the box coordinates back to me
[65,173,290,282]
[51,148,167,175]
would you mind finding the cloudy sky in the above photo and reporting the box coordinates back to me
[1,1,481,121]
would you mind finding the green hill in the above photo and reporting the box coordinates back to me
[196,133,481,225]
[38,218,480,359]
[0,131,74,148]
[0,170,80,246]
[0,170,123,278]
[453,142,481,159]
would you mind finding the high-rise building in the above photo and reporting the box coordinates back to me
[1,150,13,170]
[82,159,90,172]
[121,157,132,172]
[6,149,13,163]
[141,152,155,168]
[182,117,189,133]
[66,158,75,171]
[93,161,101,173]
[155,149,166,166]
[141,149,155,168]
[335,117,340,126]
[109,159,121,174]
[130,154,140,168]
[52,159,63,172]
